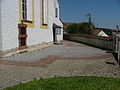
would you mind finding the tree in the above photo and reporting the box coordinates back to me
[67,22,95,35]
[85,13,92,24]
[85,13,95,30]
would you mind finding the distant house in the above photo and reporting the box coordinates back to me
[0,0,63,57]
[92,30,109,37]
[95,28,113,36]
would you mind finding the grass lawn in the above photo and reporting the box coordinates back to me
[4,76,120,90]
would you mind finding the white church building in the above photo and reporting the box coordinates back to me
[0,0,63,57]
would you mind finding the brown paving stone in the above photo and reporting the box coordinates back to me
[0,56,59,67]
[63,40,87,47]
[63,53,113,60]
[0,54,113,67]
[64,43,87,47]
[65,43,77,46]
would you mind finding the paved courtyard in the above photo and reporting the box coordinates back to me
[0,40,120,89]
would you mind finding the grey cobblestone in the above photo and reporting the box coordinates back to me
[2,41,106,62]
[0,40,120,89]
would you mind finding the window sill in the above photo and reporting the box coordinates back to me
[22,19,33,23]
[42,23,48,26]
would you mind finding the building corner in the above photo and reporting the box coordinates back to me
[0,1,3,58]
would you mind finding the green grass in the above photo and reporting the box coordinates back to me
[4,76,120,90]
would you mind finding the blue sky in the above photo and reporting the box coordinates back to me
[59,0,120,29]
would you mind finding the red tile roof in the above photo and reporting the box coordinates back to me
[92,30,102,36]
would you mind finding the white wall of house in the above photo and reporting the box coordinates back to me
[1,0,19,51]
[49,0,63,41]
[0,1,2,51]
[0,0,63,52]
[57,30,63,41]
[27,0,53,46]
[97,31,109,37]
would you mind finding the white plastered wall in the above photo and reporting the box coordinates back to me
[27,0,53,46]
[1,0,63,52]
[1,0,19,51]
[49,0,63,42]
[27,0,63,46]
[0,0,2,51]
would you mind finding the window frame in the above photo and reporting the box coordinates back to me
[41,0,48,25]
[40,0,48,29]
[20,0,34,28]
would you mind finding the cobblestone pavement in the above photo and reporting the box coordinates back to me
[2,40,106,62]
[0,40,120,89]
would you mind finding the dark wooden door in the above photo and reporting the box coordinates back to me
[18,24,28,50]
[53,28,57,42]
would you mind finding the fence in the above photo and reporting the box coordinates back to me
[64,34,113,50]
[64,34,120,65]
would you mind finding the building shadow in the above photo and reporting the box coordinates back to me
[105,51,120,66]
[112,52,119,63]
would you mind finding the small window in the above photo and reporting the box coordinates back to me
[56,28,58,34]
[56,28,61,35]
[57,28,61,35]
[55,8,58,17]
[22,0,27,20]
[58,29,61,35]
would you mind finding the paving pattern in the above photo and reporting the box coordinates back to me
[1,40,106,62]
[0,40,120,89]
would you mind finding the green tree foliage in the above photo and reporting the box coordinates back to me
[67,22,95,35]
